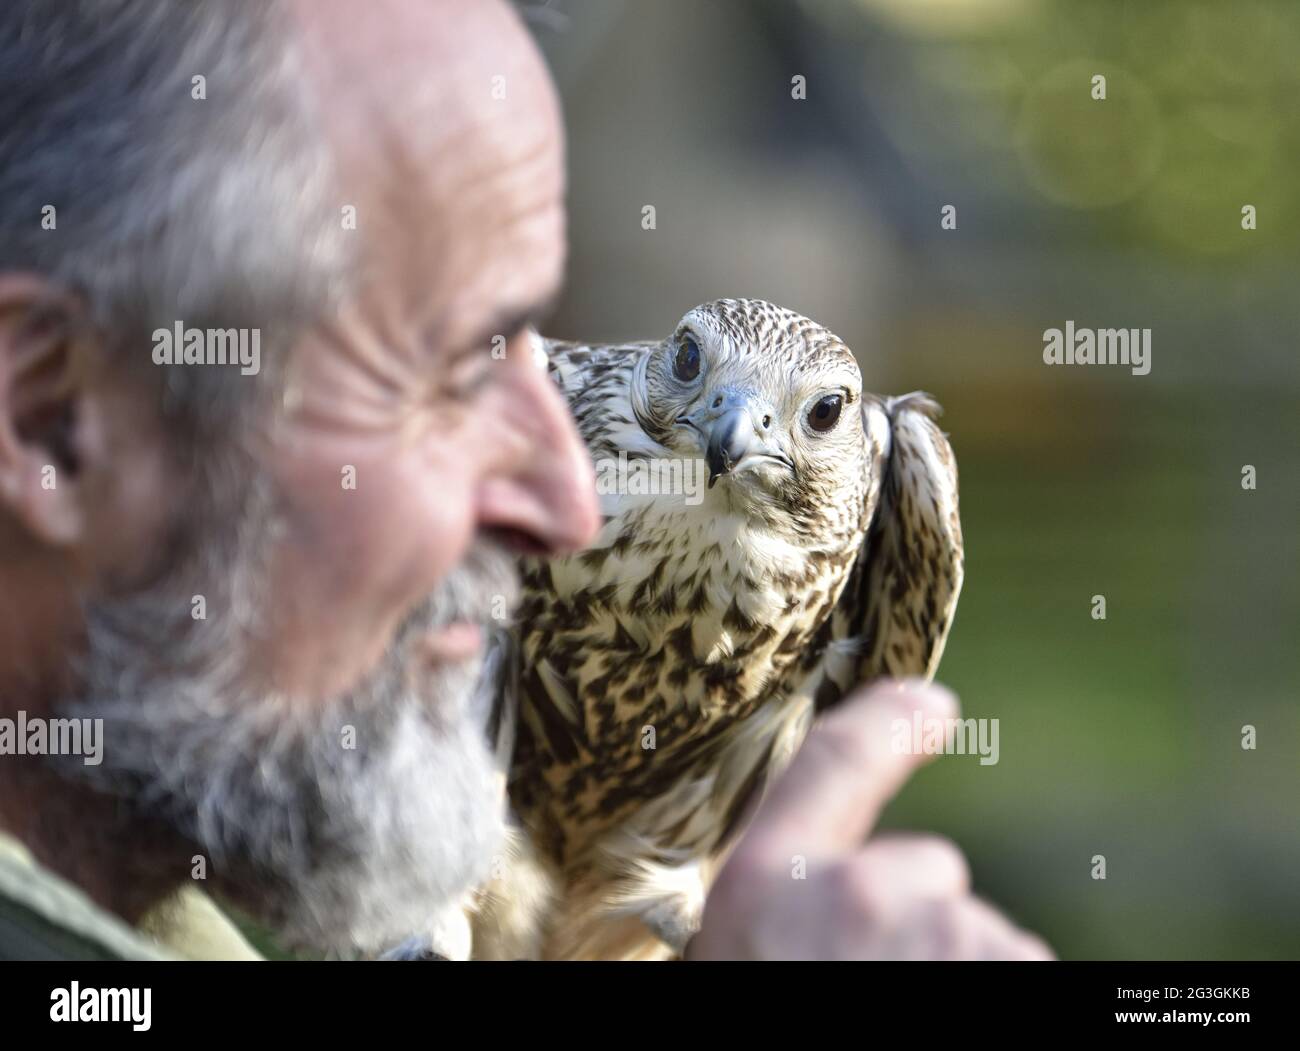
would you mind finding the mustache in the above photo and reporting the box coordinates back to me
[387,536,521,665]
[50,534,523,817]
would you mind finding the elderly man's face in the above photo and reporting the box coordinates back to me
[0,0,596,955]
[268,0,596,698]
[266,0,597,705]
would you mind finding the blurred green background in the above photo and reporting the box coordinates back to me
[531,0,1300,959]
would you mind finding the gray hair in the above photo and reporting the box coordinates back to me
[0,0,349,433]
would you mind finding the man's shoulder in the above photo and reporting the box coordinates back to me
[0,831,260,961]
[0,830,171,960]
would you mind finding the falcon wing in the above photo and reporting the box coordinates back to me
[816,392,964,708]
[507,332,659,786]
[534,333,660,453]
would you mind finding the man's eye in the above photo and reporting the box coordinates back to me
[444,356,495,398]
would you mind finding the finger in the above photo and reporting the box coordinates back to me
[852,833,970,901]
[897,897,1054,961]
[732,678,958,865]
[1013,931,1057,961]
[962,898,1057,961]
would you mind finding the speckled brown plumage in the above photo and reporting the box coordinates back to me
[477,299,964,960]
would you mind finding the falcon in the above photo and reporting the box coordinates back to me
[474,298,964,960]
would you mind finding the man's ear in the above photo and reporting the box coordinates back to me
[0,274,105,549]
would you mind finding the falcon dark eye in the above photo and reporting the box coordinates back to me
[807,393,843,433]
[674,335,701,382]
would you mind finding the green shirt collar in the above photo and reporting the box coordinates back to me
[0,829,261,961]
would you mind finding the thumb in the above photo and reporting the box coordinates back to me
[730,679,959,867]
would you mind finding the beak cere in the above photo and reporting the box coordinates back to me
[705,406,756,488]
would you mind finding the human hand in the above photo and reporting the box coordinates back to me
[687,680,1053,960]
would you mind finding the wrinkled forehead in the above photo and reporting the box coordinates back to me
[289,0,566,350]
[680,299,858,380]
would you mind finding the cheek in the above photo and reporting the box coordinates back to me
[260,429,480,700]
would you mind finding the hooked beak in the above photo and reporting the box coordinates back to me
[676,388,784,489]
[705,407,754,488]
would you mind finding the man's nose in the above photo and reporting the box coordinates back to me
[476,355,600,556]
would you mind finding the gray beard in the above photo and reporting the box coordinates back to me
[54,465,519,957]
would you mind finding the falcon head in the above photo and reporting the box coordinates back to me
[632,299,867,528]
